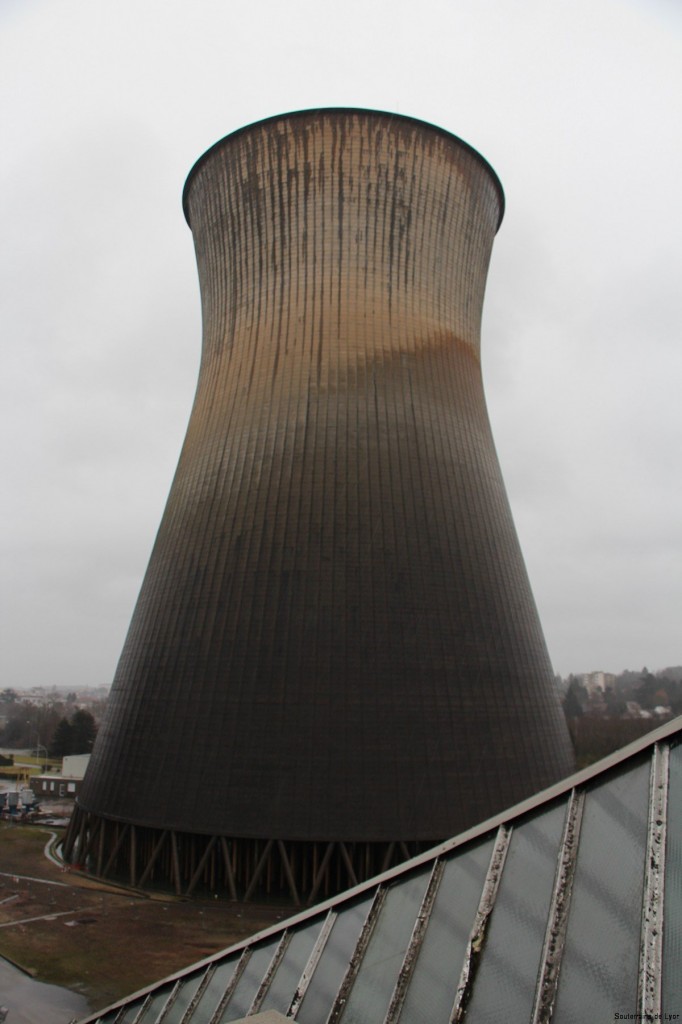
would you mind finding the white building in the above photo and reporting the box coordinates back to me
[582,671,616,697]
[30,753,90,801]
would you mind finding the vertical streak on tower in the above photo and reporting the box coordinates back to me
[69,110,574,899]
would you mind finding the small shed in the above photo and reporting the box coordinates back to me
[30,753,91,801]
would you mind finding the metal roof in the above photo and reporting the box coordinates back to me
[78,716,682,1023]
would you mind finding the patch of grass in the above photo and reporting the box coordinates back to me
[0,822,52,870]
[0,823,284,1011]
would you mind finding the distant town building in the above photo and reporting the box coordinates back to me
[582,671,616,697]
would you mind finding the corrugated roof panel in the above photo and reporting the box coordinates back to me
[398,838,494,1022]
[135,981,176,1022]
[118,995,152,1023]
[220,938,284,1022]
[158,971,206,1023]
[262,918,326,1014]
[184,955,242,1022]
[335,868,431,1023]
[295,896,374,1024]
[551,759,650,1022]
[81,720,682,1024]
[663,742,682,1013]
[464,800,567,1022]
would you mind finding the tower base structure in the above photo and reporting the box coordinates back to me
[63,810,433,903]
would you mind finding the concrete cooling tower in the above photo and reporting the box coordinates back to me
[64,109,574,901]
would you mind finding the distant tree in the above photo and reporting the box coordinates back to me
[563,679,586,719]
[635,671,660,710]
[604,687,626,717]
[38,704,65,751]
[568,717,660,769]
[87,698,109,724]
[70,709,97,753]
[49,718,74,758]
[614,670,643,698]
[0,708,34,747]
[0,688,18,704]
[658,666,682,684]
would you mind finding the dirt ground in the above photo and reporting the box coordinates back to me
[0,821,286,1016]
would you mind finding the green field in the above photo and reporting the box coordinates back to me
[0,822,282,1013]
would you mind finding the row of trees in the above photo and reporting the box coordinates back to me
[562,667,682,720]
[0,691,103,756]
[562,666,682,768]
[49,709,98,757]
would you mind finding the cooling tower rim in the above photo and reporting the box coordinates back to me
[182,107,505,231]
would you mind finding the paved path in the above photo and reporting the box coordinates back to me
[0,906,90,929]
[0,870,70,889]
[0,957,89,1024]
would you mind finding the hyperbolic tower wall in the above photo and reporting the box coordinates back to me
[65,110,574,901]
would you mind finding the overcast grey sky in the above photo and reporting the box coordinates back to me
[1,0,680,689]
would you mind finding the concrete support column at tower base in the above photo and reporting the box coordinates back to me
[62,806,437,905]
